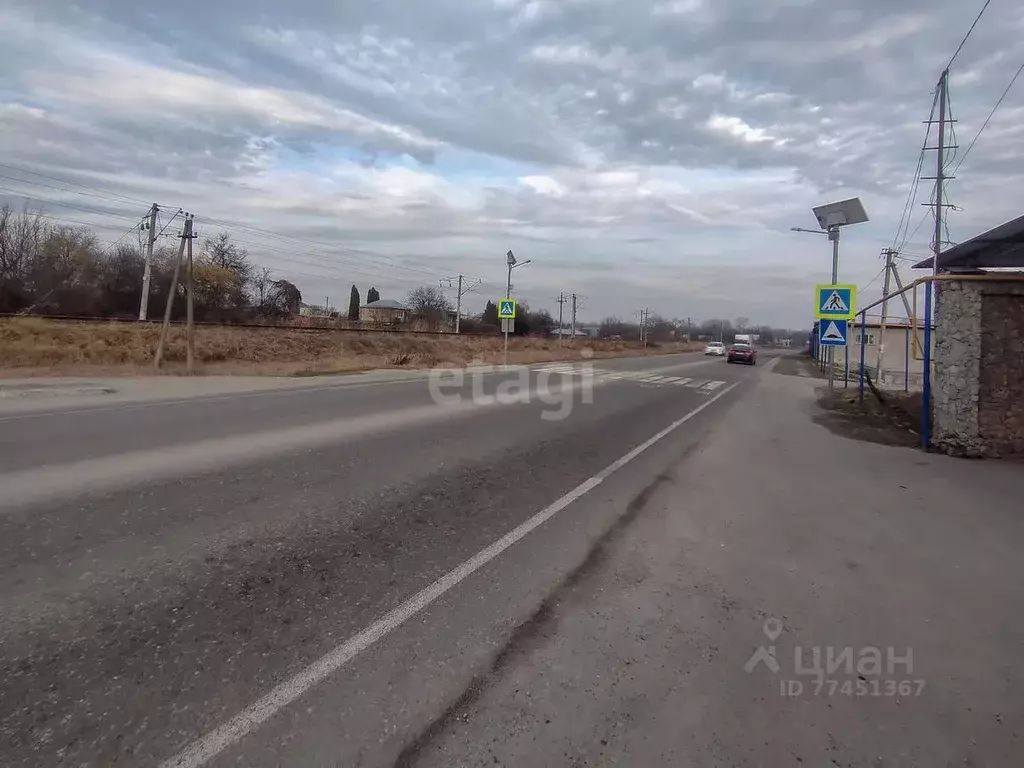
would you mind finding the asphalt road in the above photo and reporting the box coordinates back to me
[0,350,764,766]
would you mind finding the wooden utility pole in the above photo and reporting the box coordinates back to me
[154,215,191,369]
[139,203,158,320]
[570,293,577,342]
[186,215,195,374]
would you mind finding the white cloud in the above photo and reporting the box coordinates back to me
[1,0,1023,325]
[652,0,705,16]
[520,175,569,197]
[27,54,438,159]
[706,114,776,144]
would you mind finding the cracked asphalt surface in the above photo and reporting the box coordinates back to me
[4,350,1022,767]
[1,352,757,766]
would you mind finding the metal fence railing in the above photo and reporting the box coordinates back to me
[848,274,1024,449]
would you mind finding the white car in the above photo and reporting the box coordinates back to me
[705,341,726,356]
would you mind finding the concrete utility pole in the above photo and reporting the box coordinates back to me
[186,215,195,374]
[921,69,949,444]
[556,292,567,344]
[875,248,896,381]
[139,203,158,320]
[888,264,921,356]
[455,274,463,334]
[154,215,191,368]
[570,293,577,342]
[440,275,480,334]
[933,70,948,279]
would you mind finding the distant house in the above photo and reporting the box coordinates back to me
[360,299,410,325]
[299,303,334,318]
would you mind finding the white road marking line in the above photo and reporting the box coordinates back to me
[700,380,726,391]
[0,377,440,423]
[158,381,742,768]
[534,365,575,373]
[660,376,683,383]
[672,377,694,386]
[684,379,705,387]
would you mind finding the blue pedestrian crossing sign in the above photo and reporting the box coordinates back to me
[498,299,517,319]
[815,284,856,320]
[819,319,848,346]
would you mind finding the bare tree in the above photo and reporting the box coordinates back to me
[267,279,302,316]
[251,266,273,311]
[201,232,251,278]
[406,285,452,317]
[198,232,251,317]
[0,206,46,312]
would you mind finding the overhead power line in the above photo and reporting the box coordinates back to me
[157,208,184,237]
[13,209,128,233]
[0,162,500,292]
[203,229,434,287]
[890,86,940,253]
[200,222,449,285]
[0,162,154,207]
[100,215,151,255]
[946,0,993,71]
[198,215,460,280]
[0,184,144,224]
[952,57,1024,175]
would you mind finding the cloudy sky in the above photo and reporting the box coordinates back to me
[2,0,1022,327]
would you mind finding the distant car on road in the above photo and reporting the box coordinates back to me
[705,341,726,356]
[727,342,757,365]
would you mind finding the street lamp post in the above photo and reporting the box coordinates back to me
[791,197,869,390]
[504,250,531,366]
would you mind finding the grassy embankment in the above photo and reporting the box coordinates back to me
[0,318,703,377]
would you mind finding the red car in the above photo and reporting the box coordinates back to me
[727,342,757,365]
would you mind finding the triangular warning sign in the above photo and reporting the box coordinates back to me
[821,291,849,313]
[821,321,845,341]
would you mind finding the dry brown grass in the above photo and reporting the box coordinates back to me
[0,318,703,377]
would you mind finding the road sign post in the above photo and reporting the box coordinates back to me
[819,319,848,346]
[815,284,857,320]
[498,299,517,367]
[814,284,856,389]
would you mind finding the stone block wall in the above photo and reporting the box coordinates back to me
[978,289,1024,455]
[933,278,1024,457]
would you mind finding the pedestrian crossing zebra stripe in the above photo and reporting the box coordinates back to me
[530,366,728,396]
[534,364,575,372]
